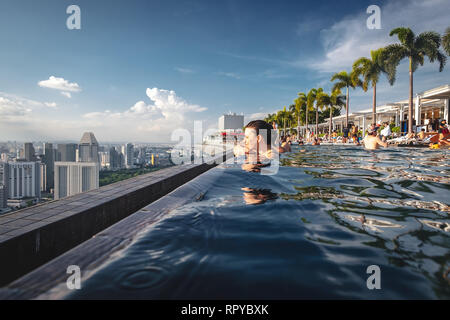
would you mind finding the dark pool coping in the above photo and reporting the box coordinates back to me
[0,152,232,290]
[0,169,218,299]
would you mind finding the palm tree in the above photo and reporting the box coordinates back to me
[443,27,450,56]
[288,104,297,136]
[314,88,325,135]
[292,92,307,136]
[264,113,277,128]
[381,27,446,133]
[306,88,317,137]
[330,70,361,128]
[277,107,290,136]
[287,110,295,135]
[316,89,346,135]
[329,90,346,134]
[352,48,385,124]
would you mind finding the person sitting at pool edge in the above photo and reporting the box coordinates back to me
[429,120,450,145]
[352,134,361,146]
[418,128,426,140]
[363,127,388,150]
[380,122,391,142]
[342,125,349,143]
[312,137,320,146]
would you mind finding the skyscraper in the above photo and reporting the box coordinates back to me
[109,147,120,169]
[43,143,54,191]
[78,132,99,163]
[54,162,99,200]
[24,143,36,161]
[123,143,134,168]
[99,151,110,169]
[40,162,47,192]
[7,161,41,200]
[0,184,7,209]
[57,143,77,162]
[0,162,9,209]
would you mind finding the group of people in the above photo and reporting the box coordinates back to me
[427,119,450,149]
[234,119,449,172]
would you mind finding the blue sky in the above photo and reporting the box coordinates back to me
[0,0,449,142]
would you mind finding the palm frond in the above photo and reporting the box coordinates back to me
[380,44,409,85]
[390,27,414,47]
[443,27,450,55]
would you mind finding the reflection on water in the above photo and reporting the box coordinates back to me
[242,187,278,205]
[68,145,450,300]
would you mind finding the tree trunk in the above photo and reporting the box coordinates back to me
[329,107,333,134]
[305,108,309,136]
[316,104,319,137]
[297,115,300,139]
[346,86,349,129]
[408,57,414,134]
[372,83,376,126]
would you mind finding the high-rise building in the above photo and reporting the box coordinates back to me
[123,143,134,168]
[57,143,77,162]
[54,162,99,200]
[218,113,244,131]
[7,161,41,200]
[24,143,36,161]
[40,162,47,192]
[0,162,9,186]
[78,132,99,163]
[0,184,7,209]
[0,162,9,208]
[43,143,55,191]
[109,147,120,169]
[119,152,125,168]
[99,151,110,169]
[137,147,147,165]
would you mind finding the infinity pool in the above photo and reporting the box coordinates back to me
[67,145,450,299]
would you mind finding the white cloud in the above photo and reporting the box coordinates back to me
[81,87,207,140]
[0,96,32,118]
[38,76,81,98]
[245,112,268,122]
[0,88,208,142]
[216,71,241,79]
[44,102,57,108]
[0,93,58,120]
[175,67,195,74]
[307,0,450,73]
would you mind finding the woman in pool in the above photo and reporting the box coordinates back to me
[234,120,287,172]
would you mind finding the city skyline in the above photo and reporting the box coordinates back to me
[0,0,450,142]
[0,131,174,212]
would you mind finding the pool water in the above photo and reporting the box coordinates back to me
[67,145,450,299]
